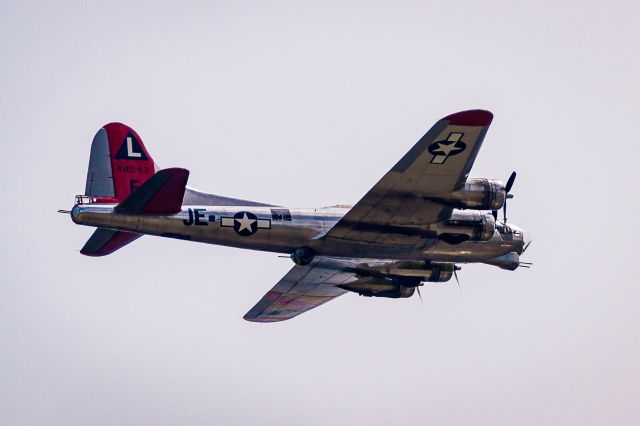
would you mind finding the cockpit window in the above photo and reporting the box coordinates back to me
[271,209,292,221]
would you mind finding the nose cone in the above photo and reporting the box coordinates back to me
[505,224,530,254]
[513,226,531,254]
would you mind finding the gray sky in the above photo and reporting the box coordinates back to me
[1,1,639,424]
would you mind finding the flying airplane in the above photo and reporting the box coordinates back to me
[65,109,531,322]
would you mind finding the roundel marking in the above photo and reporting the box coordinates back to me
[220,211,272,236]
[427,132,467,164]
[233,211,259,236]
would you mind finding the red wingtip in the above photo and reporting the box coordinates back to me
[444,109,493,126]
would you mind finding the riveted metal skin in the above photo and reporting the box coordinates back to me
[436,210,496,242]
[355,261,456,282]
[337,281,416,298]
[451,178,507,211]
[71,110,532,322]
[424,179,506,211]
[71,203,526,262]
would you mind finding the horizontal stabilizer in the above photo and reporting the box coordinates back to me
[80,228,142,257]
[116,168,189,214]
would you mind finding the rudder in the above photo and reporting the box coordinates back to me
[85,123,156,202]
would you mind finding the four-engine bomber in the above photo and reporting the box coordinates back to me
[66,109,531,322]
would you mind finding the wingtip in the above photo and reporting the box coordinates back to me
[444,109,493,126]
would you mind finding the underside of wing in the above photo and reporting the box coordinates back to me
[323,110,494,246]
[243,257,360,322]
[80,228,142,256]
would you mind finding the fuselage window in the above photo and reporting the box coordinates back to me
[271,209,292,221]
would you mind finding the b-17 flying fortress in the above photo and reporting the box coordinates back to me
[66,110,530,322]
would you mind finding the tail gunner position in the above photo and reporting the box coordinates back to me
[65,110,531,322]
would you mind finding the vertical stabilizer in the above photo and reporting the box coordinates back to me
[85,123,156,202]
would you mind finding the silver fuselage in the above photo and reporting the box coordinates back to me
[71,204,527,262]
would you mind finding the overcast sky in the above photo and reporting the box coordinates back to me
[1,1,639,425]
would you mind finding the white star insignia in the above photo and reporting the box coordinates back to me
[432,142,460,156]
[235,213,256,232]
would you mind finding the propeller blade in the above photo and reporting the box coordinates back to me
[502,172,516,226]
[505,171,517,193]
[416,286,423,305]
[453,269,461,292]
[503,200,507,225]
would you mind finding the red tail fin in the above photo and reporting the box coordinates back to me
[85,123,156,202]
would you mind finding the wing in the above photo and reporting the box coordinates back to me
[243,257,360,322]
[324,109,493,244]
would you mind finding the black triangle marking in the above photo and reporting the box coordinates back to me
[115,132,148,160]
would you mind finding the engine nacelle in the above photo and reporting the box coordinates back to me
[340,261,461,297]
[416,262,455,282]
[290,247,315,266]
[338,279,416,298]
[359,261,455,283]
[435,209,496,243]
[430,178,506,211]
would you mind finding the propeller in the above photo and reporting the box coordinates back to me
[453,265,462,292]
[503,171,516,224]
[494,171,517,227]
[415,265,461,302]
[505,170,517,193]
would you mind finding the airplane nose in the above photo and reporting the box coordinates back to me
[507,224,530,255]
